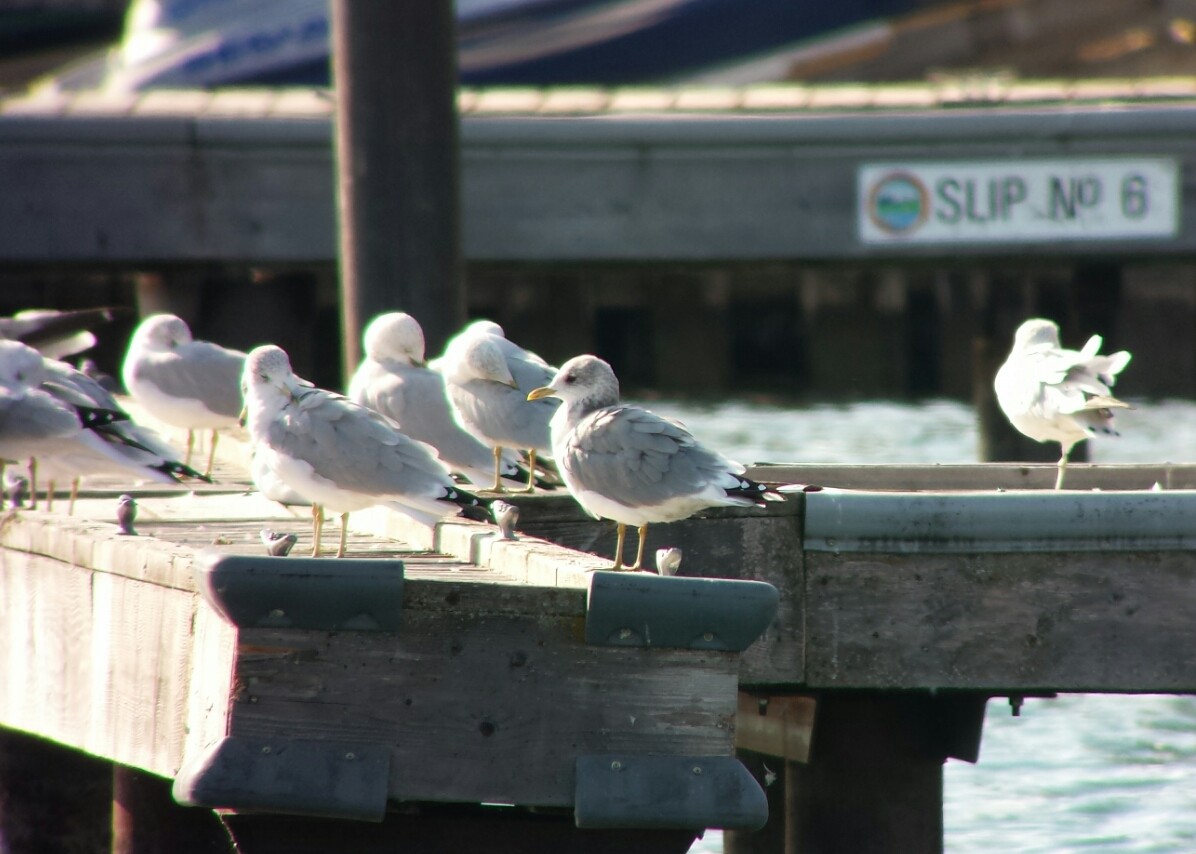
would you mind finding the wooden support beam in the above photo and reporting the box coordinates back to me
[784,693,952,853]
[112,764,232,854]
[221,808,698,854]
[0,727,112,853]
[331,0,465,380]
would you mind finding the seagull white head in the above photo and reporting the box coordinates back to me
[242,345,299,430]
[529,354,620,409]
[363,312,426,367]
[462,319,505,339]
[450,333,518,388]
[135,314,193,351]
[1011,318,1061,352]
[0,340,48,391]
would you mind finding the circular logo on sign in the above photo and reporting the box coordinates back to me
[868,172,929,235]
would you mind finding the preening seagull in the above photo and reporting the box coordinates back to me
[348,312,528,489]
[994,318,1132,489]
[123,313,246,478]
[438,320,559,492]
[242,344,486,558]
[528,354,783,571]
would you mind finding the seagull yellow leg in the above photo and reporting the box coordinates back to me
[523,449,538,494]
[490,446,507,493]
[184,429,195,467]
[1055,446,1070,490]
[631,524,650,570]
[337,512,349,558]
[311,503,324,557]
[69,478,80,515]
[612,523,627,571]
[27,458,37,510]
[205,430,219,479]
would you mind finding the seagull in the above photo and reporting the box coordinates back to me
[528,354,783,571]
[0,306,129,359]
[438,320,559,492]
[241,344,487,558]
[347,312,529,490]
[0,340,207,509]
[122,313,246,478]
[994,318,1132,490]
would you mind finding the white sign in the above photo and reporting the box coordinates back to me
[858,158,1179,244]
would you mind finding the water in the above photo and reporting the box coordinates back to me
[652,396,1196,853]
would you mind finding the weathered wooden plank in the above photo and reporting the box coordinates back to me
[501,496,805,686]
[748,462,1196,492]
[5,103,1196,263]
[805,550,1196,691]
[734,694,816,763]
[225,604,740,807]
[0,548,201,777]
[220,809,698,854]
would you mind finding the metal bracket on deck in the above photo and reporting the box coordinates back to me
[584,571,778,651]
[173,736,390,821]
[194,552,405,631]
[574,754,767,830]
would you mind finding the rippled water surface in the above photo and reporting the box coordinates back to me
[659,397,1196,853]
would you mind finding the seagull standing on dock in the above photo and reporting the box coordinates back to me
[242,344,486,558]
[994,318,1132,490]
[438,321,559,493]
[528,354,783,571]
[123,314,246,478]
[0,340,207,508]
[348,312,529,489]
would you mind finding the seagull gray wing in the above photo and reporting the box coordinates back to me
[271,389,453,501]
[507,350,555,394]
[132,343,245,418]
[380,368,498,471]
[0,392,81,446]
[449,378,554,454]
[561,405,738,508]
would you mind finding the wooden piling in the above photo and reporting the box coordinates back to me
[112,764,232,854]
[331,0,465,379]
[0,728,111,853]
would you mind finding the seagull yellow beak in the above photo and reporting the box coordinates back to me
[527,386,556,401]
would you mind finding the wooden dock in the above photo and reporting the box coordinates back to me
[4,437,1196,851]
[0,433,777,852]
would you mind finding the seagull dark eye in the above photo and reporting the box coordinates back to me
[564,373,576,384]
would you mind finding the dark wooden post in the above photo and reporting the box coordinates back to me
[112,764,233,854]
[0,727,112,853]
[331,1,466,381]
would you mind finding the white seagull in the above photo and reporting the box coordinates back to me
[241,344,485,558]
[438,320,559,492]
[0,340,206,509]
[528,354,782,571]
[123,313,246,478]
[994,318,1132,489]
[347,312,527,489]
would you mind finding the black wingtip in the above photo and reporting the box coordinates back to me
[153,460,212,484]
[446,486,492,522]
